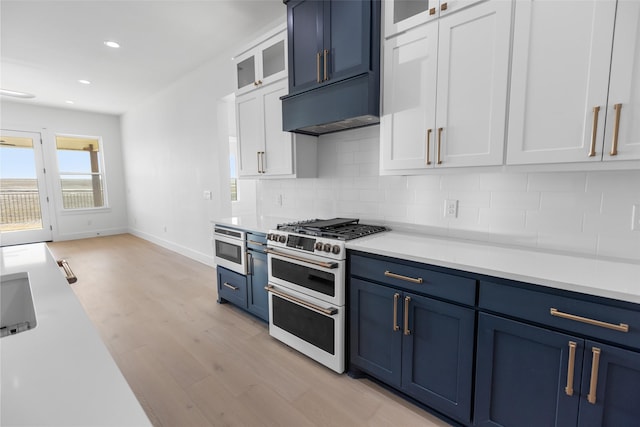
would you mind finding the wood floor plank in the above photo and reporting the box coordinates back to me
[49,234,453,427]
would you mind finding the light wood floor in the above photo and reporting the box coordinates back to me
[49,234,452,427]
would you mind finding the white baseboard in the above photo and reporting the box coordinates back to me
[127,228,215,267]
[53,227,128,242]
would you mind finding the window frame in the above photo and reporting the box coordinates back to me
[54,133,110,213]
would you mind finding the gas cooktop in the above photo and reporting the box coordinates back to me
[276,218,387,241]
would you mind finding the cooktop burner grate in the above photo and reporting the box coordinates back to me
[276,218,387,241]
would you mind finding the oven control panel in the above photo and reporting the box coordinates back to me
[267,231,345,260]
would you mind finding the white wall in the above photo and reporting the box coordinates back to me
[258,126,640,262]
[1,101,128,240]
[120,55,234,265]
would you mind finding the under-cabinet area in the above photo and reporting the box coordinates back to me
[347,248,640,427]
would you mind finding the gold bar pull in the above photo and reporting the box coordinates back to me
[323,49,329,82]
[404,296,411,335]
[316,52,321,83]
[589,106,600,157]
[384,270,423,284]
[441,2,448,11]
[393,293,400,331]
[565,341,577,396]
[610,103,622,156]
[429,7,436,15]
[57,259,77,284]
[426,129,432,165]
[223,282,239,291]
[587,347,601,404]
[550,308,629,333]
[256,151,262,173]
[437,127,443,164]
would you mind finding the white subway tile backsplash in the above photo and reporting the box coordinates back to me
[257,127,639,261]
[528,172,587,192]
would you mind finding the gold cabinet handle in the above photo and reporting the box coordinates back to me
[589,106,600,157]
[316,52,321,83]
[587,347,601,404]
[550,308,629,333]
[437,127,443,164]
[610,103,622,156]
[429,7,436,15]
[384,270,423,284]
[223,282,239,291]
[426,129,432,165]
[57,259,77,284]
[393,293,400,331]
[323,49,329,82]
[441,2,448,11]
[403,296,411,335]
[565,341,577,396]
[256,151,262,173]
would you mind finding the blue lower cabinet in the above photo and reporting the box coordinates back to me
[474,313,583,427]
[578,341,640,427]
[247,249,268,322]
[217,266,248,308]
[350,278,474,424]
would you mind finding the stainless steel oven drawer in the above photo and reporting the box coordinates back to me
[350,253,476,306]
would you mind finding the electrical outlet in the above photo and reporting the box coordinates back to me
[633,204,640,231]
[445,199,458,218]
[203,190,212,200]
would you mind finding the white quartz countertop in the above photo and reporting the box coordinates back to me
[347,231,640,305]
[1,243,151,426]
[212,215,294,234]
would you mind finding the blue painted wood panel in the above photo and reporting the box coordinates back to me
[247,249,268,321]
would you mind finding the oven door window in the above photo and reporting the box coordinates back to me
[215,239,242,264]
[271,258,335,297]
[272,294,335,355]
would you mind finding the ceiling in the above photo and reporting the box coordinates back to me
[0,0,285,116]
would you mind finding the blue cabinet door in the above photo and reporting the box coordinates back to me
[287,0,325,93]
[402,292,475,423]
[350,278,403,387]
[286,0,377,95]
[578,341,640,427]
[474,313,583,427]
[325,0,372,82]
[247,249,268,322]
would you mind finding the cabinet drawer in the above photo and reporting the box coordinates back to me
[479,281,640,350]
[247,232,267,251]
[217,267,248,308]
[350,254,476,306]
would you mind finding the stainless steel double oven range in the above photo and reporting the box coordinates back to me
[265,218,387,373]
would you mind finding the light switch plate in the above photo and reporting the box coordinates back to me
[633,204,640,231]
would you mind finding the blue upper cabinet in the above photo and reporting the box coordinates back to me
[281,0,381,135]
[285,0,374,94]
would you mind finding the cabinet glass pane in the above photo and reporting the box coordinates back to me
[236,56,255,89]
[394,0,429,24]
[262,40,285,78]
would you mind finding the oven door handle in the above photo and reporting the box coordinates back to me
[265,285,338,316]
[265,248,338,269]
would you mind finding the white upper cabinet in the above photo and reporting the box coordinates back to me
[606,0,640,162]
[380,0,512,174]
[383,0,484,39]
[237,79,317,179]
[234,25,287,96]
[507,0,640,165]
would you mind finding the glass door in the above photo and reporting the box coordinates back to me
[0,129,52,246]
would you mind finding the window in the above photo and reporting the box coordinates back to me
[229,136,238,202]
[55,135,106,209]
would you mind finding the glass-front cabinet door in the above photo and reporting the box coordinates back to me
[234,26,287,95]
[384,0,485,39]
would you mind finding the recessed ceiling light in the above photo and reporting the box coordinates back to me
[65,100,75,104]
[78,79,91,85]
[104,40,120,48]
[0,88,36,99]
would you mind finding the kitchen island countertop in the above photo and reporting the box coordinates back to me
[347,230,640,305]
[1,243,151,426]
